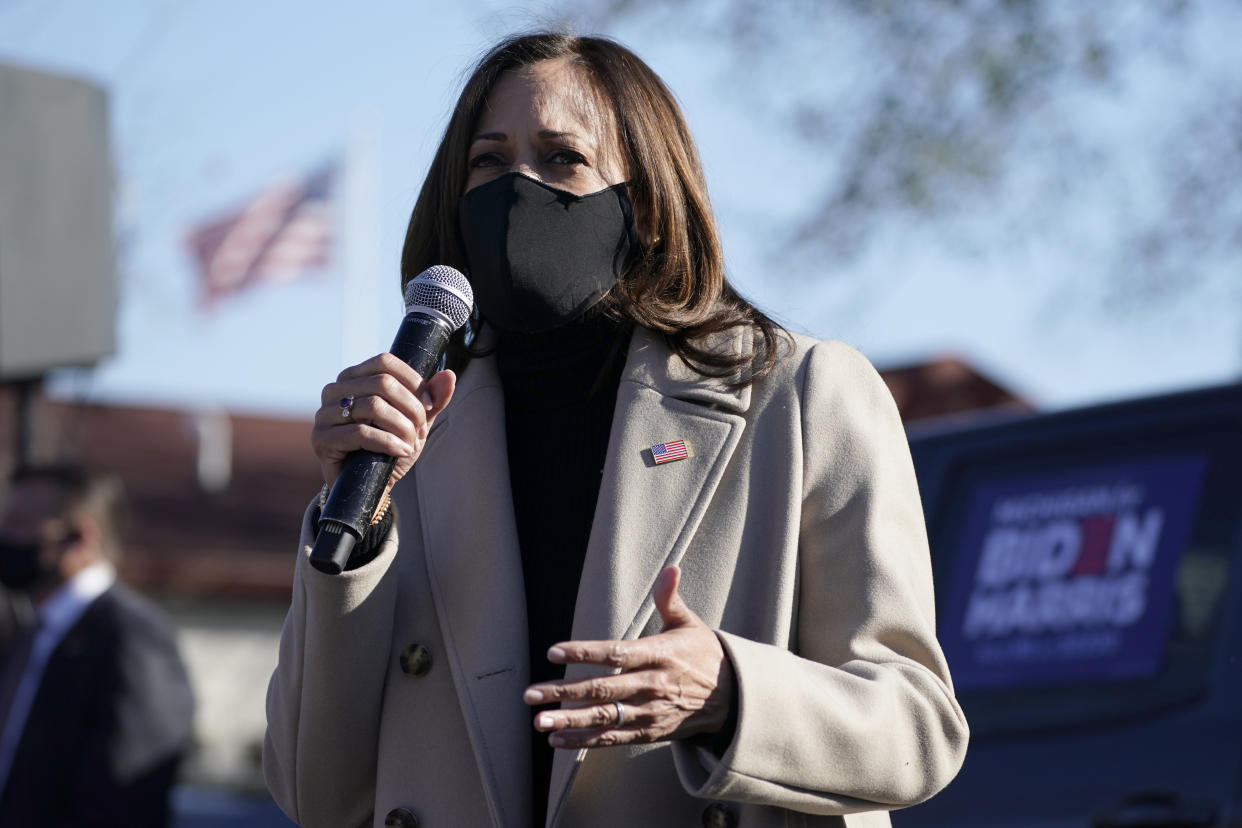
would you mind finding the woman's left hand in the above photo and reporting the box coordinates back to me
[523,565,736,748]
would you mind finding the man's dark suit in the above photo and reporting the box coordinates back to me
[0,582,194,827]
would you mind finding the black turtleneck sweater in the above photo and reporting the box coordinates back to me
[493,313,630,826]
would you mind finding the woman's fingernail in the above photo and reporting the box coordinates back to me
[547,646,566,662]
[537,714,554,729]
[524,688,544,704]
[420,392,433,410]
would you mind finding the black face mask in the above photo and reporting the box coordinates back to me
[459,172,636,334]
[0,537,48,592]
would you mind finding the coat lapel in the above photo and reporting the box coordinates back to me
[547,327,752,825]
[415,354,532,828]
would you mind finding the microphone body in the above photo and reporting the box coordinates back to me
[309,266,472,574]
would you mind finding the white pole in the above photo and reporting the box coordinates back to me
[341,107,384,368]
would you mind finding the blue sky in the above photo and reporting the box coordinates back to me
[1,0,1238,418]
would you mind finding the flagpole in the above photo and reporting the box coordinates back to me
[342,107,384,370]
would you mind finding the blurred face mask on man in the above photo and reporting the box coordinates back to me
[0,480,78,593]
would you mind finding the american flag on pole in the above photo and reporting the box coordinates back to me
[651,440,689,464]
[186,162,337,308]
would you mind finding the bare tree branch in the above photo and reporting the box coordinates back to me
[563,0,1240,321]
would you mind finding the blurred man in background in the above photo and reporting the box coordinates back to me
[0,464,194,827]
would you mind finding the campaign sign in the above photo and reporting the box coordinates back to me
[940,454,1207,691]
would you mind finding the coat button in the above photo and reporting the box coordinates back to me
[384,807,419,827]
[400,643,433,677]
[702,801,737,828]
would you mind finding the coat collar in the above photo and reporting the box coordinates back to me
[416,324,752,827]
[563,323,751,648]
[414,352,531,827]
[547,325,750,824]
[621,325,752,414]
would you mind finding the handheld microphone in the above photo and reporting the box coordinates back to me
[309,265,473,574]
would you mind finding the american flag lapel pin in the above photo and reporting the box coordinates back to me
[650,439,690,465]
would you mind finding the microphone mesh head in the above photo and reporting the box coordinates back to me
[404,265,474,331]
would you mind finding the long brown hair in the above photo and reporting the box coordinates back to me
[400,32,787,386]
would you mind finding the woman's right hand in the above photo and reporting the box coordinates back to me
[311,352,457,488]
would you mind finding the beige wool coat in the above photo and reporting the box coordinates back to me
[264,326,969,828]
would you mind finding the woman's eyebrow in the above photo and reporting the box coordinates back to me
[538,129,586,142]
[470,129,593,144]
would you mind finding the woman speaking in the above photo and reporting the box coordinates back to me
[264,32,968,828]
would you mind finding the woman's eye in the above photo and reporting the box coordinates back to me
[468,153,504,169]
[548,149,587,166]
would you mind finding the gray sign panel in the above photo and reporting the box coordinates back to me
[0,62,117,381]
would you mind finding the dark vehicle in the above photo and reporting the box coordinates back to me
[895,383,1242,828]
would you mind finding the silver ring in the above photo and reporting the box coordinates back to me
[339,395,355,420]
[612,700,626,727]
